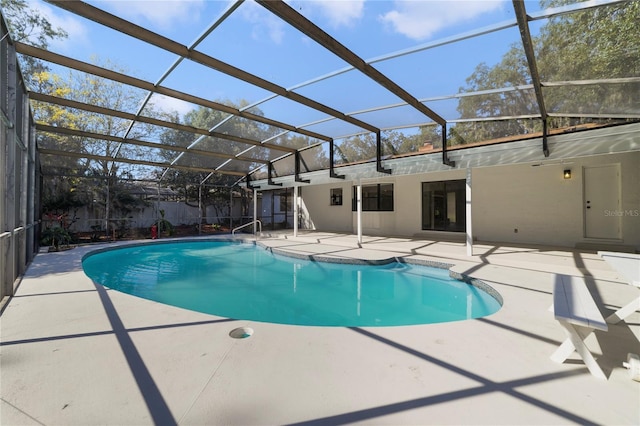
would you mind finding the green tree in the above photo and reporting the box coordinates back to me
[285,134,328,173]
[334,129,428,163]
[159,104,261,224]
[34,61,157,233]
[537,0,639,123]
[418,125,444,149]
[382,129,425,156]
[455,54,539,144]
[335,133,376,164]
[456,0,639,143]
[1,0,68,81]
[538,0,639,81]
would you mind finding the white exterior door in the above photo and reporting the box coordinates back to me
[583,164,621,239]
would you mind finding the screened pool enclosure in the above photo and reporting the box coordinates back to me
[1,0,638,301]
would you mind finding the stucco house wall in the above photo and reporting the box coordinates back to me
[472,151,639,247]
[299,150,640,249]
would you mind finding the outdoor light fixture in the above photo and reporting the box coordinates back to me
[563,169,572,179]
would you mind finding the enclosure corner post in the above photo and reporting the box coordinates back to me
[293,185,299,238]
[466,167,473,257]
[253,188,258,235]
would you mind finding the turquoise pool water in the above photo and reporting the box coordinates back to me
[82,240,501,327]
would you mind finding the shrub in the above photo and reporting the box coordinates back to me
[41,226,72,249]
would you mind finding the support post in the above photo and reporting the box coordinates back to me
[229,187,233,231]
[356,183,362,246]
[3,44,17,298]
[198,184,202,235]
[376,130,391,174]
[512,0,549,157]
[106,175,111,240]
[268,162,282,187]
[27,159,35,261]
[253,188,258,235]
[466,167,473,256]
[294,151,310,183]
[293,186,299,237]
[542,118,550,157]
[442,123,455,167]
[245,173,255,189]
[329,140,344,179]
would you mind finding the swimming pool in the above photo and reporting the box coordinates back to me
[82,240,501,327]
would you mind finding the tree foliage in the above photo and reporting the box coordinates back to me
[158,102,330,222]
[33,61,159,223]
[335,128,431,164]
[536,0,639,121]
[1,0,67,80]
[455,0,639,144]
[158,104,259,223]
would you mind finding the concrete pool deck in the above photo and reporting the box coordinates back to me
[1,232,639,425]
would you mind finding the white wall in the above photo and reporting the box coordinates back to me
[473,152,639,247]
[299,151,640,249]
[61,201,222,232]
[300,182,353,232]
[472,161,583,246]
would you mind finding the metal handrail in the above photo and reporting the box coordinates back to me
[232,220,262,238]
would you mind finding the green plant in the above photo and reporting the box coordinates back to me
[41,226,72,249]
[155,219,174,236]
[154,209,174,236]
[90,224,102,242]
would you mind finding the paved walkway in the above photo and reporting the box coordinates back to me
[1,233,639,425]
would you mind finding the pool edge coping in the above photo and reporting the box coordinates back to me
[262,243,504,306]
[79,237,504,308]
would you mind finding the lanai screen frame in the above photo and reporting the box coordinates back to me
[6,0,640,188]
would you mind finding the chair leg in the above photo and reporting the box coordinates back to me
[551,321,607,380]
[550,337,576,363]
[606,296,640,325]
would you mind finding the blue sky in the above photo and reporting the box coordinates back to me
[24,0,545,136]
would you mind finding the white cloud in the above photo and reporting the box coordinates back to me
[241,0,286,44]
[150,94,195,116]
[380,0,506,40]
[243,0,364,44]
[98,0,206,30]
[28,1,89,51]
[307,0,365,28]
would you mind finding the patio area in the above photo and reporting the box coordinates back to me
[1,232,639,425]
